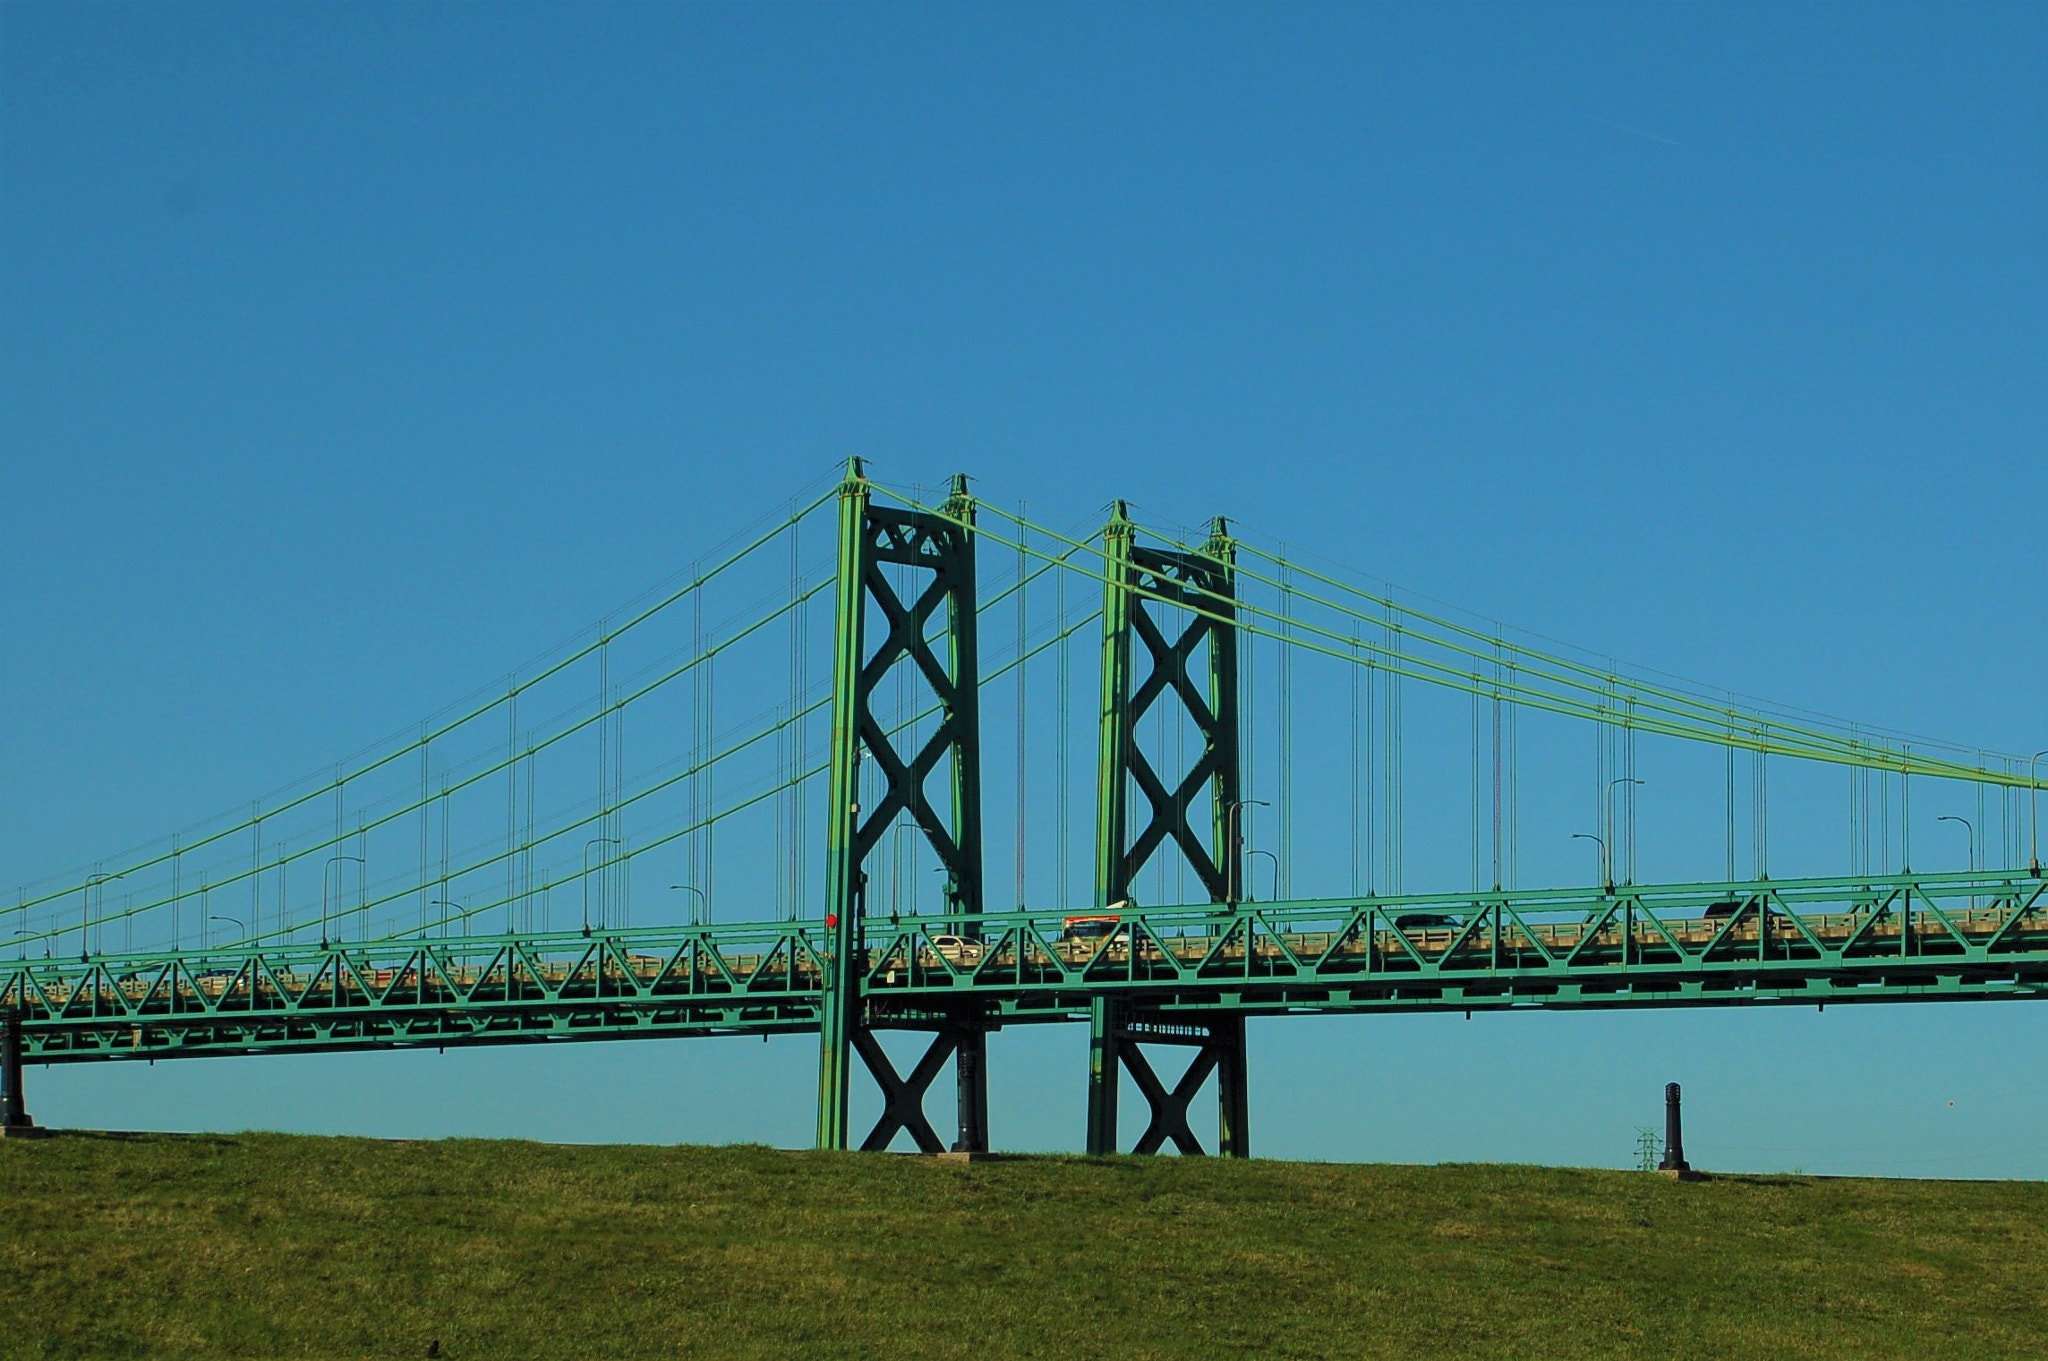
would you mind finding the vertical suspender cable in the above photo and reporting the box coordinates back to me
[796,571,809,918]
[596,640,610,929]
[1849,728,1862,876]
[1366,631,1377,895]
[439,778,451,937]
[1499,667,1515,892]
[1244,590,1257,868]
[1470,691,1481,891]
[1492,641,1503,891]
[419,727,430,933]
[1753,732,1769,881]
[1278,563,1291,901]
[1057,564,1070,909]
[1349,625,1361,897]
[1880,750,1891,875]
[705,632,716,912]
[1386,605,1403,895]
[249,804,262,945]
[1976,765,1987,874]
[1625,693,1638,884]
[791,509,801,921]
[1724,725,1737,882]
[613,682,625,926]
[1017,508,1028,911]
[1886,756,1906,878]
[524,738,536,931]
[508,681,519,931]
[1596,680,1611,865]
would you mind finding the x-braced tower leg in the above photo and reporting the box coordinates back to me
[1087,505,1249,1156]
[817,463,990,1153]
[1097,1015,1236,1154]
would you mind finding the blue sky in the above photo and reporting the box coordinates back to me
[3,2,2043,1175]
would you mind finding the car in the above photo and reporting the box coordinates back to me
[928,935,984,966]
[1394,913,1462,931]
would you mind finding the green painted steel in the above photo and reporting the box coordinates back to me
[8,470,2046,1159]
[815,465,988,1151]
[1088,506,1248,1154]
[7,871,2041,1065]
[816,461,872,1151]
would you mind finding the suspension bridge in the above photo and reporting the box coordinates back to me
[4,462,2043,1156]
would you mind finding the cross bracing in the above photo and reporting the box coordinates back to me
[4,461,2043,1156]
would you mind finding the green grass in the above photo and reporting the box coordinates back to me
[2,1133,2043,1360]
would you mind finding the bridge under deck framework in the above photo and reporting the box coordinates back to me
[5,464,2044,1155]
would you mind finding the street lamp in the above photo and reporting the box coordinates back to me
[669,884,709,927]
[1222,799,1269,903]
[583,838,621,935]
[1571,832,1611,891]
[1605,778,1644,886]
[1245,848,1280,904]
[1936,815,1974,873]
[208,915,245,949]
[83,872,123,962]
[2031,749,2048,876]
[322,855,365,950]
[430,899,463,937]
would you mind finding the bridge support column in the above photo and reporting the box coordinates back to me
[952,1024,988,1154]
[850,1008,990,1153]
[1214,1012,1249,1159]
[1,1006,39,1137]
[1085,996,1122,1155]
[1088,1010,1249,1158]
[1088,503,1246,1157]
[816,463,988,1152]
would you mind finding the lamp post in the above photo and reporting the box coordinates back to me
[1936,815,1974,872]
[1245,848,1280,904]
[2031,749,2047,876]
[322,855,365,950]
[82,872,123,962]
[207,915,244,949]
[669,884,709,927]
[1572,832,1611,891]
[583,838,621,935]
[1938,815,1976,910]
[1222,799,1269,903]
[1606,778,1644,886]
[430,899,463,938]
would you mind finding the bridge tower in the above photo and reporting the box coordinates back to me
[1086,504,1248,1156]
[816,461,990,1153]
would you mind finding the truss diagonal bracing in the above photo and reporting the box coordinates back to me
[817,465,989,1153]
[6,466,2045,1162]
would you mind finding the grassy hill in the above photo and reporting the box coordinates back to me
[2,1132,2042,1360]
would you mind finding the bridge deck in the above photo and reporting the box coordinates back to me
[6,871,2042,1063]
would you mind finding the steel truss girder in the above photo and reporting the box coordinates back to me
[3,872,2041,1066]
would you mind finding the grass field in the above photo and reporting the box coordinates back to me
[2,1132,2042,1360]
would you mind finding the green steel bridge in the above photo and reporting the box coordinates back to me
[5,464,2044,1155]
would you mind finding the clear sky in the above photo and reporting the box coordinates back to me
[3,2,2043,1176]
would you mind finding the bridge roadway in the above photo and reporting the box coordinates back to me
[6,869,2043,1063]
